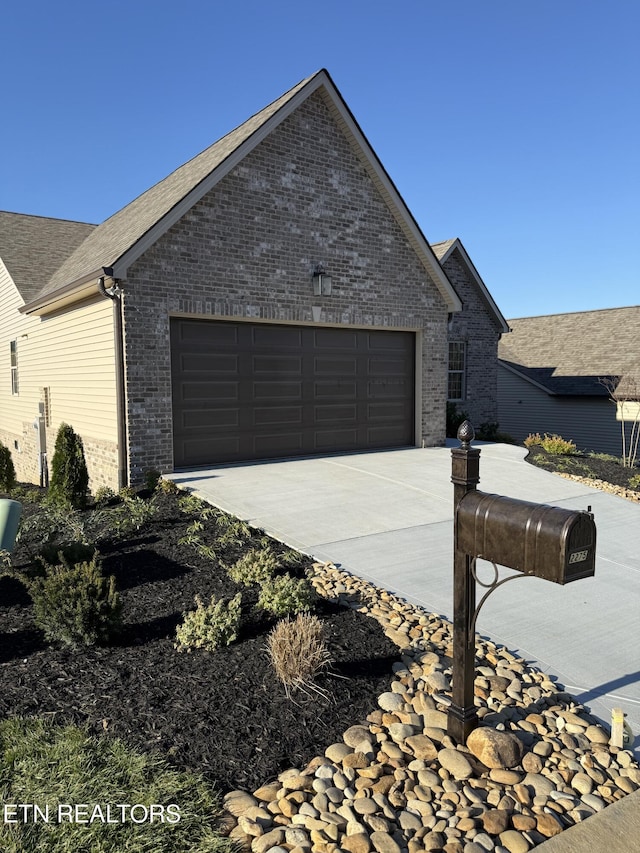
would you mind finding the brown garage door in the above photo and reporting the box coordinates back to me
[170,319,415,467]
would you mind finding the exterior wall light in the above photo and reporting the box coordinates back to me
[312,264,332,296]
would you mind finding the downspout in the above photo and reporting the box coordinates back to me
[98,271,128,489]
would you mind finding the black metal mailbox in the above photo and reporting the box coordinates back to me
[457,490,596,584]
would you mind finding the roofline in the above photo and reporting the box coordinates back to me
[508,304,640,322]
[105,69,460,312]
[20,269,105,315]
[436,238,509,332]
[497,359,557,395]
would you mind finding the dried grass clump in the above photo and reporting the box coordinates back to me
[267,613,333,698]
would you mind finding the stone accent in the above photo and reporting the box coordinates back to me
[121,91,449,483]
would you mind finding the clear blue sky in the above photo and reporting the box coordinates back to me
[2,1,638,318]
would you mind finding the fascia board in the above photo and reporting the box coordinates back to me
[20,270,103,315]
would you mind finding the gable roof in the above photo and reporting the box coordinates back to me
[431,237,509,333]
[498,306,640,397]
[22,69,461,316]
[0,211,95,303]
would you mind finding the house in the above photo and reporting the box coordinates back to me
[1,69,505,491]
[498,306,640,456]
[431,239,509,429]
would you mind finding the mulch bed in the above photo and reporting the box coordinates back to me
[525,445,640,488]
[0,489,400,793]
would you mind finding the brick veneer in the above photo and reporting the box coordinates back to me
[121,92,449,482]
[443,249,502,428]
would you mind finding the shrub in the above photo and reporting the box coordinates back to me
[267,613,333,697]
[257,574,316,617]
[227,547,279,586]
[156,477,180,496]
[93,485,117,506]
[144,468,161,491]
[540,433,577,455]
[29,555,122,648]
[629,473,640,489]
[112,493,158,534]
[175,593,242,652]
[47,423,89,509]
[446,403,469,438]
[0,441,17,492]
[475,422,517,444]
[524,433,543,448]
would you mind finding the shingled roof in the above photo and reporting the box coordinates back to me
[498,306,640,397]
[0,211,95,303]
[19,69,460,315]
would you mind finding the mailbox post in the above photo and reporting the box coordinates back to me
[447,422,597,744]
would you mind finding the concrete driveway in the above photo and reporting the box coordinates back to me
[170,442,640,749]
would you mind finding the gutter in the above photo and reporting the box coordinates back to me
[98,270,128,489]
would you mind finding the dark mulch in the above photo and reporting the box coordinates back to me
[525,445,640,489]
[0,489,400,793]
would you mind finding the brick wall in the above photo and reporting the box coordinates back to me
[444,249,502,429]
[122,91,449,482]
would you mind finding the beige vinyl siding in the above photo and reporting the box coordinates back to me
[0,261,118,486]
[497,364,630,457]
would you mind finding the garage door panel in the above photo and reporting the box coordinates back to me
[253,407,303,426]
[171,319,414,466]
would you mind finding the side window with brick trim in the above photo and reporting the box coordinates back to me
[10,340,18,395]
[448,341,466,401]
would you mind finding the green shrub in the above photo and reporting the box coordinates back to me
[29,555,122,647]
[0,441,17,492]
[476,422,517,444]
[540,433,577,455]
[629,473,640,489]
[112,493,158,534]
[227,547,279,586]
[47,423,89,509]
[267,613,332,698]
[144,468,162,491]
[93,485,117,506]
[175,593,242,652]
[257,574,316,617]
[156,477,180,495]
[446,403,469,438]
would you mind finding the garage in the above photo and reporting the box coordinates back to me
[170,318,416,467]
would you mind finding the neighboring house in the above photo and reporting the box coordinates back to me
[498,306,640,456]
[2,68,476,490]
[432,239,509,429]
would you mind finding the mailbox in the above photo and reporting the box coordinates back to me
[457,490,596,585]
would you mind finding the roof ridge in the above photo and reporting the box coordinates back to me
[0,210,97,227]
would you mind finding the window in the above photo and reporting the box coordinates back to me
[10,340,18,395]
[448,341,466,401]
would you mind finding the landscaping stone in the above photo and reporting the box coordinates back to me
[466,728,523,769]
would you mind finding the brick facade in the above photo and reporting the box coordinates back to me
[443,249,503,429]
[121,92,449,482]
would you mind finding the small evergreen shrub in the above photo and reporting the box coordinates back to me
[156,477,180,496]
[257,574,316,617]
[540,433,577,455]
[113,493,158,533]
[175,593,242,652]
[29,555,122,647]
[0,441,17,492]
[629,473,640,489]
[267,613,332,697]
[93,485,117,506]
[144,469,161,491]
[47,423,89,509]
[227,547,279,586]
[446,403,469,438]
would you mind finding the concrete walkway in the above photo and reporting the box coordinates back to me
[170,443,640,751]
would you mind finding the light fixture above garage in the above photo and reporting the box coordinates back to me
[312,263,332,296]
